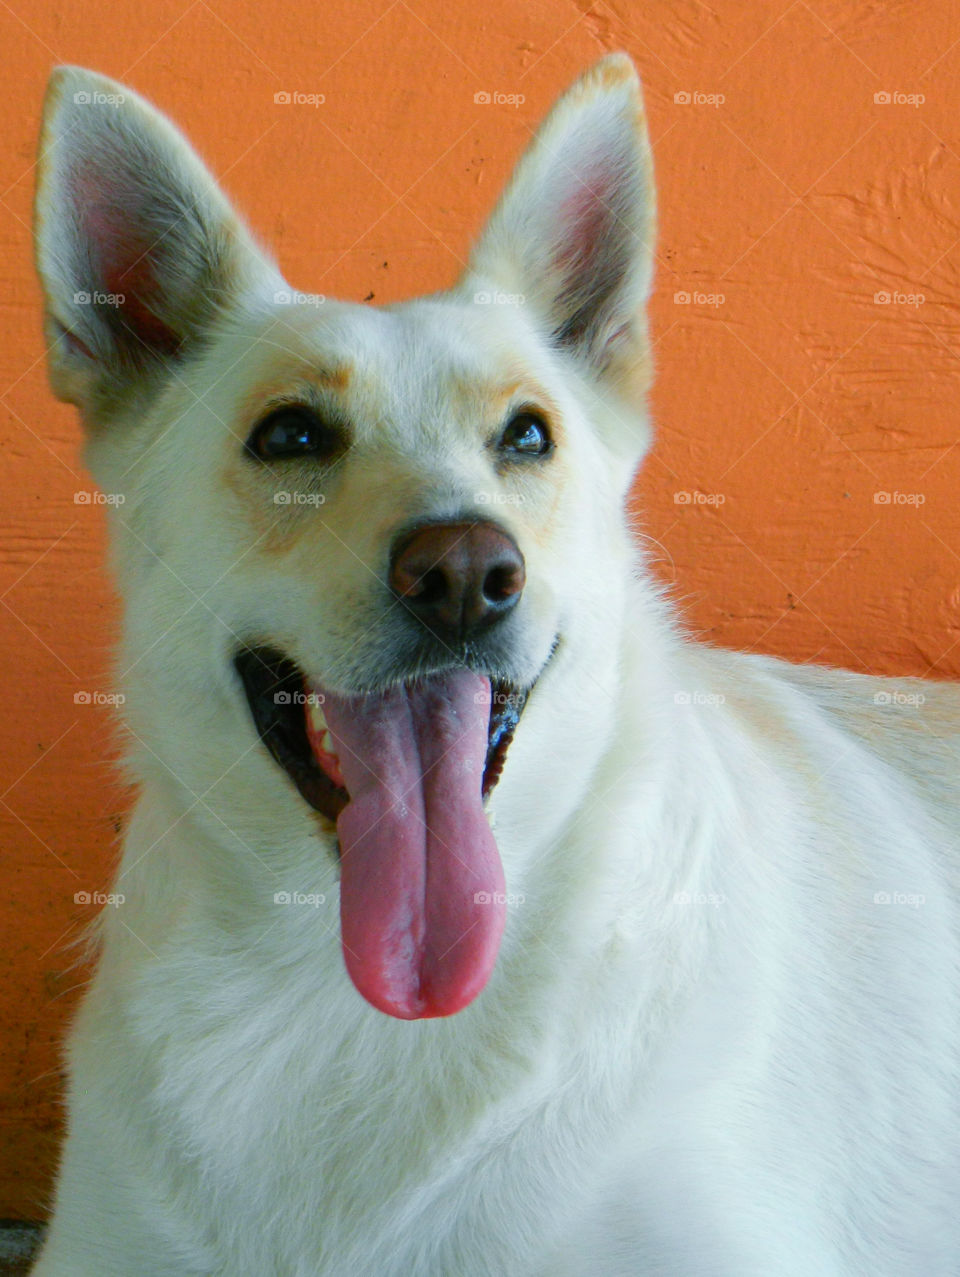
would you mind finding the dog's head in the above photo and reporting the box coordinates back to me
[34,56,657,1019]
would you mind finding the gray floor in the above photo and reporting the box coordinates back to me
[0,1223,44,1275]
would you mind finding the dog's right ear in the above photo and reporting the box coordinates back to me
[33,67,272,423]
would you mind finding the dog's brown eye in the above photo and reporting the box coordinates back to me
[245,407,339,461]
[499,412,552,457]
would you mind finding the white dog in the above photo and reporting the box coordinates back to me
[31,54,960,1275]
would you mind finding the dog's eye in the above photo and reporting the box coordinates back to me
[245,407,339,461]
[499,412,552,458]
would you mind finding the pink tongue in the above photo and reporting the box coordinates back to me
[315,671,506,1020]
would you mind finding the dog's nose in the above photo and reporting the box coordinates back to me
[389,521,525,639]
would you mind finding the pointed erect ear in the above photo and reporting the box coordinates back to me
[33,67,274,421]
[463,54,656,398]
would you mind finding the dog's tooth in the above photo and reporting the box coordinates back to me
[306,698,327,734]
[320,730,337,757]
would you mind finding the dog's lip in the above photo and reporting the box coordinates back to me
[234,646,348,825]
[234,644,549,826]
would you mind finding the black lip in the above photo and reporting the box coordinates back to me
[234,645,531,825]
[234,646,349,823]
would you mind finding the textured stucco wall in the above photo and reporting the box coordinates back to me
[3,0,960,1218]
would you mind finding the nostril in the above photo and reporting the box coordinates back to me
[483,562,524,603]
[412,567,448,605]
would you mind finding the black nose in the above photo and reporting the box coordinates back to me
[389,521,525,640]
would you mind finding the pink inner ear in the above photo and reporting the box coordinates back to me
[554,163,619,273]
[69,170,182,358]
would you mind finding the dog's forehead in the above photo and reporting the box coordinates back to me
[262,296,539,422]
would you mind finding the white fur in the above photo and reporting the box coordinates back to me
[31,57,960,1276]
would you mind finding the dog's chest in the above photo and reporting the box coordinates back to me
[121,945,561,1272]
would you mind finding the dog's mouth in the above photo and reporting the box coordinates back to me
[234,645,535,1021]
[234,646,529,825]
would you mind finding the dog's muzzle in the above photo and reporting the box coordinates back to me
[232,521,555,1023]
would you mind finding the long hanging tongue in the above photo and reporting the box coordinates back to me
[315,671,506,1020]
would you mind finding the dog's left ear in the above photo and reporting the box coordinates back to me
[464,54,655,402]
[33,66,274,424]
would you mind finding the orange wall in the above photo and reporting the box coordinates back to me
[4,0,960,1218]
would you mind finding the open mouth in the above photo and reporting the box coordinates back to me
[234,644,537,1022]
[234,645,529,824]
